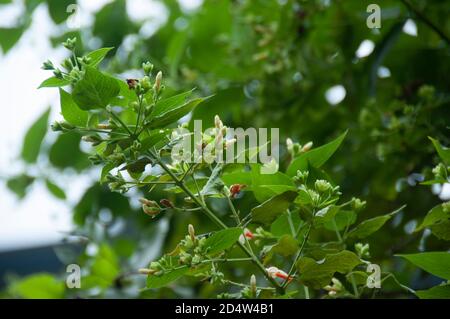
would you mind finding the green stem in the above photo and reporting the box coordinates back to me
[283,223,312,288]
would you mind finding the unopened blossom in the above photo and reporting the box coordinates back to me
[266,266,293,282]
[239,228,254,244]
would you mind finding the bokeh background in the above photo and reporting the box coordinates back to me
[0,0,448,298]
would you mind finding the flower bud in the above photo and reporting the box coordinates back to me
[352,197,366,211]
[188,224,196,242]
[214,115,223,130]
[139,198,158,207]
[97,123,112,130]
[62,37,77,51]
[301,141,313,152]
[230,184,246,198]
[266,266,293,283]
[286,138,294,152]
[142,205,161,217]
[250,275,257,296]
[141,76,151,91]
[355,243,370,258]
[153,71,162,93]
[53,68,63,79]
[138,268,156,275]
[42,60,54,70]
[142,61,154,75]
[315,179,332,193]
[160,199,174,208]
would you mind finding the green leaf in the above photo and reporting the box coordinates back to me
[251,190,298,225]
[416,284,450,299]
[346,205,405,239]
[324,210,357,231]
[287,131,348,176]
[297,250,361,289]
[0,27,25,53]
[270,212,302,238]
[429,137,450,164]
[90,244,120,288]
[6,175,35,199]
[38,76,71,89]
[398,252,450,280]
[415,203,450,233]
[85,47,114,67]
[204,228,243,255]
[314,205,340,227]
[72,66,120,110]
[21,108,50,163]
[271,235,298,257]
[49,132,89,170]
[10,274,64,299]
[250,164,296,202]
[150,97,204,128]
[59,89,88,127]
[45,179,66,199]
[147,266,188,289]
[200,163,225,196]
[152,89,194,117]
[47,0,74,24]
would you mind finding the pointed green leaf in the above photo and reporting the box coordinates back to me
[416,284,450,299]
[146,266,188,289]
[204,227,243,255]
[251,190,298,225]
[59,89,88,126]
[429,137,450,164]
[287,131,348,176]
[21,108,50,163]
[346,205,405,239]
[297,250,361,289]
[85,47,114,67]
[398,252,450,280]
[150,97,204,128]
[72,66,120,110]
[45,179,66,200]
[38,76,71,89]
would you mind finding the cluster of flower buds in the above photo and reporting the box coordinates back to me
[432,163,448,181]
[105,174,128,193]
[178,224,208,266]
[324,278,343,296]
[315,179,341,197]
[209,266,225,285]
[139,198,161,218]
[293,170,309,184]
[62,37,77,51]
[41,60,54,70]
[351,197,366,211]
[142,61,154,75]
[266,266,294,283]
[286,138,313,157]
[355,243,370,258]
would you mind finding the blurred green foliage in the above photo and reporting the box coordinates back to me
[1,0,449,299]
